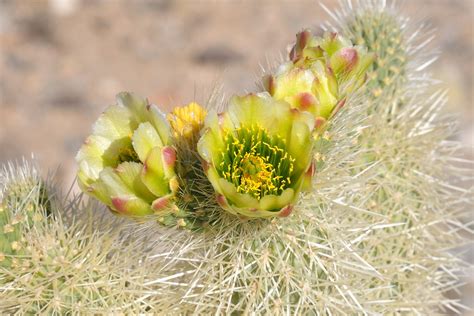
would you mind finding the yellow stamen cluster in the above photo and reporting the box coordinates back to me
[237,152,275,198]
[167,102,207,140]
[219,125,294,200]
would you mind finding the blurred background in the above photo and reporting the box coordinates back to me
[0,0,472,312]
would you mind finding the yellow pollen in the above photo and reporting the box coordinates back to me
[237,153,275,198]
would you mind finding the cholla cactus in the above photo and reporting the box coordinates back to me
[3,0,472,314]
[0,160,51,270]
[345,9,408,100]
[0,161,196,314]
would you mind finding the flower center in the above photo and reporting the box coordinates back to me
[218,125,294,199]
[103,136,140,168]
[239,153,274,196]
[117,142,140,165]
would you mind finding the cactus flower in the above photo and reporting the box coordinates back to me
[167,102,207,143]
[76,92,179,216]
[197,93,315,218]
[264,30,374,124]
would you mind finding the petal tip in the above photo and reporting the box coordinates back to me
[152,197,170,211]
[278,205,294,218]
[216,194,229,208]
[162,146,177,167]
[111,197,128,214]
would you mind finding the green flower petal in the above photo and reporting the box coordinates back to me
[320,32,352,56]
[206,167,224,195]
[269,61,340,120]
[227,93,294,138]
[292,109,317,133]
[344,52,376,92]
[114,162,155,203]
[116,92,149,127]
[97,164,148,201]
[227,94,273,129]
[259,188,295,211]
[77,169,93,191]
[110,196,153,216]
[300,163,315,191]
[277,188,295,206]
[272,67,314,108]
[197,111,225,163]
[87,180,112,205]
[98,166,153,215]
[258,194,279,211]
[76,135,112,182]
[217,178,259,210]
[151,194,174,212]
[227,199,294,218]
[147,106,171,145]
[311,61,338,118]
[92,104,133,141]
[132,122,163,162]
[116,92,170,145]
[141,146,171,197]
[76,102,143,186]
[99,167,135,196]
[330,47,359,75]
[287,120,313,173]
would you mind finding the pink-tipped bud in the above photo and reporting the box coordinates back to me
[331,47,359,74]
[340,48,358,70]
[297,30,311,50]
[291,29,312,62]
[289,45,297,62]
